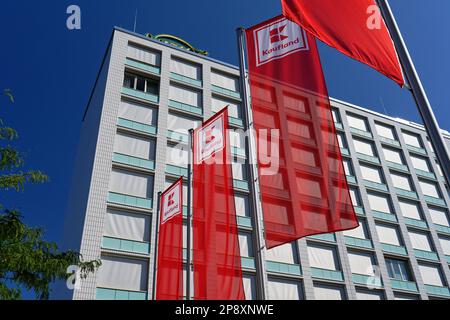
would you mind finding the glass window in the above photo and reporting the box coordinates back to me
[367,193,392,214]
[170,57,201,80]
[212,97,241,119]
[385,258,412,281]
[410,155,430,172]
[375,123,396,140]
[398,200,422,220]
[349,188,361,207]
[418,264,444,287]
[376,224,401,246]
[239,232,254,257]
[242,275,256,300]
[382,147,404,164]
[408,230,433,252]
[169,85,201,107]
[438,236,450,256]
[353,139,376,157]
[356,289,384,300]
[104,209,151,242]
[235,194,249,217]
[113,132,155,160]
[332,109,341,123]
[347,114,369,131]
[127,43,160,66]
[313,283,345,300]
[419,180,440,198]
[337,133,347,149]
[360,165,384,184]
[267,278,302,300]
[211,70,239,92]
[390,172,413,191]
[435,161,443,177]
[343,159,353,176]
[348,251,376,276]
[119,100,157,126]
[428,207,450,227]
[109,169,153,198]
[402,131,422,148]
[307,245,339,271]
[343,219,368,239]
[123,73,135,89]
[266,242,297,264]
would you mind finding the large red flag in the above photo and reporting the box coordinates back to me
[281,0,404,86]
[156,177,183,300]
[193,107,245,300]
[246,15,359,249]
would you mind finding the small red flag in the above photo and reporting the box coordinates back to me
[156,177,183,300]
[281,0,404,86]
[246,15,359,249]
[193,107,245,300]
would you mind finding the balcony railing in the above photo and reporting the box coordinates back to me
[102,236,150,255]
[352,274,383,288]
[390,279,418,292]
[113,153,155,171]
[107,192,152,209]
[211,85,241,100]
[96,288,147,300]
[406,145,427,155]
[356,153,380,165]
[117,118,157,135]
[415,169,436,180]
[395,188,418,200]
[381,243,407,255]
[125,58,161,75]
[122,87,159,104]
[386,161,409,173]
[233,179,249,191]
[372,210,398,223]
[310,267,344,282]
[170,72,202,87]
[423,196,447,207]
[350,127,373,139]
[168,100,203,116]
[308,233,336,243]
[434,224,450,235]
[166,165,188,178]
[413,249,439,261]
[167,130,189,144]
[379,136,401,147]
[345,236,373,249]
[404,217,428,229]
[425,284,450,297]
[266,261,302,276]
[363,180,389,192]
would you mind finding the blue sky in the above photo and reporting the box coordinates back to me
[0,0,449,298]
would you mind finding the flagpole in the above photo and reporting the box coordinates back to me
[236,27,267,300]
[377,0,450,186]
[186,128,194,301]
[152,191,162,300]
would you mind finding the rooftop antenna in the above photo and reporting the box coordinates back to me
[133,9,138,33]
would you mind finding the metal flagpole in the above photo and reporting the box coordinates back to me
[186,128,194,300]
[152,191,162,300]
[236,27,268,300]
[377,0,450,186]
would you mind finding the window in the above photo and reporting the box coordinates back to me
[390,172,413,191]
[375,123,396,140]
[212,97,241,119]
[348,251,376,276]
[398,200,422,220]
[235,194,249,217]
[337,133,347,149]
[113,132,155,161]
[127,43,160,67]
[408,230,433,252]
[239,232,254,257]
[166,144,188,168]
[353,139,376,157]
[123,73,159,95]
[165,179,188,206]
[307,245,339,271]
[382,147,404,164]
[438,236,450,256]
[426,138,435,153]
[343,159,353,176]
[356,289,384,300]
[118,100,157,126]
[170,57,201,80]
[347,114,369,132]
[410,155,431,172]
[394,293,419,300]
[167,113,200,136]
[385,258,412,281]
[360,165,384,184]
[418,264,444,287]
[419,180,440,198]
[428,207,450,227]
[402,131,422,148]
[313,283,345,300]
[97,255,148,292]
[435,162,443,177]
[242,275,256,300]
[104,209,151,242]
[109,169,153,198]
[376,224,401,246]
[332,109,341,123]
[343,219,368,239]
[211,70,239,92]
[169,85,201,107]
[367,193,392,214]
[229,130,245,150]
[349,188,361,207]
[232,159,247,181]
[267,278,302,300]
[266,242,297,264]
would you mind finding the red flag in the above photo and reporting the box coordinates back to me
[246,15,359,249]
[156,177,183,300]
[281,0,404,86]
[193,107,245,300]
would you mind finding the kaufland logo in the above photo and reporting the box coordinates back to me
[254,17,309,66]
